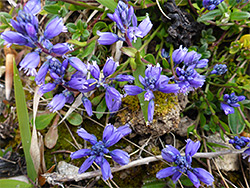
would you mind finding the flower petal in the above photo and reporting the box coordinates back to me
[77,128,97,145]
[156,167,177,179]
[161,145,180,162]
[79,156,95,174]
[70,149,91,159]
[110,149,130,165]
[124,85,144,95]
[193,168,214,186]
[187,170,200,188]
[220,102,234,115]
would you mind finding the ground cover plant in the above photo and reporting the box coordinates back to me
[0,0,249,187]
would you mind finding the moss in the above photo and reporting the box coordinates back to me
[154,91,178,117]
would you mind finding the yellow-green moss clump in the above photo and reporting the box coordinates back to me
[154,91,178,117]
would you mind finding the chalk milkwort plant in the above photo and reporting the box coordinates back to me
[0,0,250,187]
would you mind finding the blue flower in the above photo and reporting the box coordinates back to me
[70,123,132,180]
[175,65,206,94]
[172,45,188,65]
[47,90,74,112]
[229,136,250,150]
[19,51,40,76]
[124,64,179,122]
[203,0,224,10]
[97,31,120,45]
[98,1,152,45]
[107,1,135,33]
[220,93,245,115]
[44,17,67,39]
[242,145,250,162]
[156,139,214,187]
[82,96,93,116]
[211,64,227,75]
[51,43,72,55]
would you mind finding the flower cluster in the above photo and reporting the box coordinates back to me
[172,46,207,94]
[71,123,132,180]
[211,64,227,75]
[66,57,134,114]
[156,139,214,187]
[202,0,224,10]
[229,136,250,150]
[229,136,250,162]
[124,64,179,122]
[220,93,245,115]
[97,0,153,45]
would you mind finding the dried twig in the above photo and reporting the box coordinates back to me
[43,149,245,182]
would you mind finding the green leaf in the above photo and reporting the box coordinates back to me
[230,11,250,21]
[142,179,166,188]
[80,40,96,58]
[13,61,37,181]
[92,22,107,35]
[96,98,107,119]
[228,108,245,134]
[72,33,81,40]
[121,47,138,58]
[66,23,77,33]
[67,39,87,47]
[207,142,229,148]
[0,179,33,188]
[43,4,61,14]
[133,54,148,122]
[91,93,104,106]
[34,113,56,130]
[96,0,117,12]
[197,9,221,22]
[162,58,169,69]
[144,54,156,65]
[66,112,83,126]
[200,113,206,128]
[77,19,85,30]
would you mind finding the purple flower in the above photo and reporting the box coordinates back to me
[1,31,31,47]
[229,136,250,150]
[47,90,74,112]
[68,57,87,75]
[172,45,188,65]
[242,145,250,162]
[107,1,135,33]
[23,0,41,15]
[124,64,179,121]
[124,65,180,121]
[127,15,153,43]
[175,65,206,94]
[51,43,71,55]
[38,83,56,95]
[103,57,118,77]
[97,31,119,45]
[113,74,135,83]
[19,51,40,76]
[70,123,131,180]
[82,96,93,116]
[44,17,67,39]
[203,0,224,10]
[211,64,227,75]
[105,86,123,112]
[156,139,214,187]
[220,93,245,115]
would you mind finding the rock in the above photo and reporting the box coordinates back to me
[57,161,79,176]
[207,133,239,171]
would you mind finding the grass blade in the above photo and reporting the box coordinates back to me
[96,0,117,12]
[13,60,37,181]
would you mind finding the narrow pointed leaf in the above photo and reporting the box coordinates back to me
[13,60,37,181]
